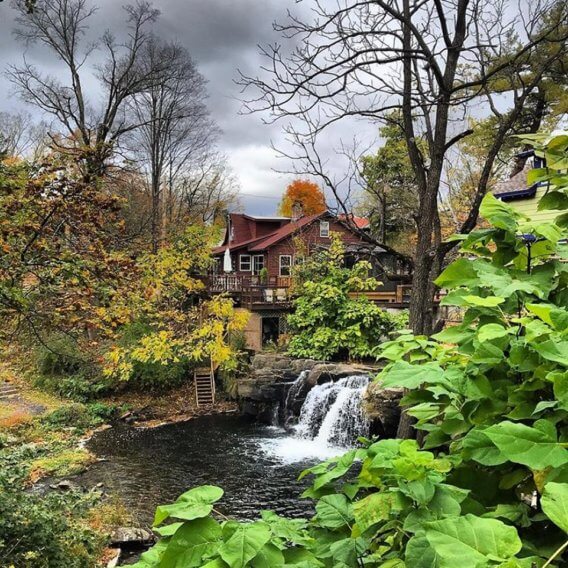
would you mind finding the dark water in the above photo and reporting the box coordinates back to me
[82,415,319,525]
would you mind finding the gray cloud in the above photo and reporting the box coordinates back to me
[0,0,374,215]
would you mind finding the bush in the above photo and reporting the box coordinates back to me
[113,321,191,390]
[41,402,120,432]
[133,136,568,568]
[287,234,406,360]
[32,333,110,401]
[0,469,104,567]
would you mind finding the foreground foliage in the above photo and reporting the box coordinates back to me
[134,134,568,567]
[287,235,406,361]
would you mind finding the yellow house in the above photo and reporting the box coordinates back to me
[494,150,564,223]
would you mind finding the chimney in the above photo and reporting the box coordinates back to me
[291,201,304,221]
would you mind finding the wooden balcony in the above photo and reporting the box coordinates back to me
[203,274,419,309]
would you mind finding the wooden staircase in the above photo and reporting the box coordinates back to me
[194,365,216,407]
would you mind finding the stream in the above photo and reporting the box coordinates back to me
[82,374,370,525]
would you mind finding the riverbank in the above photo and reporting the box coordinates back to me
[0,359,239,567]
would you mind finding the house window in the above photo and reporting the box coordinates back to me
[294,256,305,265]
[253,255,264,274]
[279,255,292,276]
[239,254,252,271]
[320,220,330,237]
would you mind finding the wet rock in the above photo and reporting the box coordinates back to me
[363,383,403,438]
[50,480,77,491]
[110,527,155,548]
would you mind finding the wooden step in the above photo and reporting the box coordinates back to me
[194,368,215,407]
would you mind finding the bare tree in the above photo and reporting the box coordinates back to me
[240,0,568,346]
[125,38,218,252]
[7,0,163,181]
[0,110,48,158]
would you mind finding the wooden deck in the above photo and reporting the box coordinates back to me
[204,274,414,309]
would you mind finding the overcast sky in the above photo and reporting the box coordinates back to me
[0,0,377,215]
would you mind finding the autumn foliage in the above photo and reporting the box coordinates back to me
[278,179,326,217]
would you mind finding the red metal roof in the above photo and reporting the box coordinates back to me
[338,214,370,229]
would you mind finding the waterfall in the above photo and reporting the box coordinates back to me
[282,370,309,423]
[294,375,370,447]
[260,373,370,463]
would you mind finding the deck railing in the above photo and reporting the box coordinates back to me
[204,274,422,307]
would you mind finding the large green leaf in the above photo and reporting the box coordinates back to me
[353,492,406,533]
[541,482,568,533]
[315,494,353,529]
[250,543,285,567]
[153,486,224,527]
[160,517,222,568]
[483,421,568,470]
[218,522,271,568]
[435,258,479,288]
[405,536,441,568]
[462,429,507,466]
[380,361,448,389]
[131,540,170,568]
[477,323,509,343]
[479,193,522,231]
[534,340,568,366]
[328,536,369,565]
[424,514,522,566]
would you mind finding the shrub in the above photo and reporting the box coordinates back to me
[287,234,406,360]
[32,333,110,401]
[0,470,104,567]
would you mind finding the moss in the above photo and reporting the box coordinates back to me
[28,448,93,482]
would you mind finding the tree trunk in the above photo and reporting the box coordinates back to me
[151,172,161,254]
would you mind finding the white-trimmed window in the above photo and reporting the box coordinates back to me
[279,255,292,276]
[239,254,252,271]
[320,220,330,237]
[253,255,264,274]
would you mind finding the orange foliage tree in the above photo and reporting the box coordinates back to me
[278,179,326,217]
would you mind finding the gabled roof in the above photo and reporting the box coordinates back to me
[248,211,327,251]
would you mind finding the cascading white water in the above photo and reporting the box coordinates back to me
[261,374,370,463]
[295,376,370,447]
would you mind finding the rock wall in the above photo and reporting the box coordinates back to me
[237,354,402,436]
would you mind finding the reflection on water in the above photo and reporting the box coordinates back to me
[82,415,338,524]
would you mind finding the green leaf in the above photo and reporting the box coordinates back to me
[480,193,522,231]
[329,536,369,565]
[131,539,170,568]
[477,323,509,343]
[405,537,441,568]
[483,421,568,470]
[160,517,222,568]
[534,340,568,366]
[153,486,224,527]
[218,522,271,568]
[541,482,568,533]
[315,494,353,529]
[352,492,406,533]
[435,258,478,288]
[459,431,499,467]
[250,543,285,567]
[380,361,448,390]
[462,295,506,307]
[424,514,522,566]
